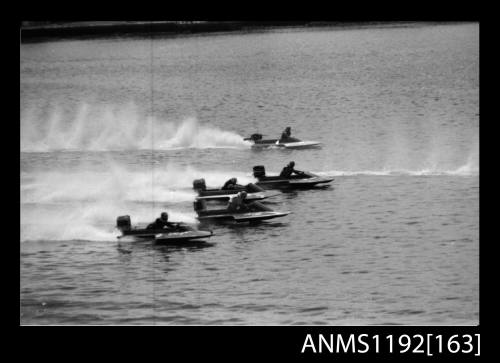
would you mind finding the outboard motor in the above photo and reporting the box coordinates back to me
[193,178,207,191]
[253,165,266,178]
[116,215,131,232]
[193,199,206,212]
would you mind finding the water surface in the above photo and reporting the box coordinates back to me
[20,23,479,325]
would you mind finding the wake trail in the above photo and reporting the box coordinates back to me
[20,164,254,242]
[316,165,478,177]
[21,102,251,152]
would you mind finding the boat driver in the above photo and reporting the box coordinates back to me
[222,177,239,190]
[228,191,249,212]
[279,126,292,142]
[280,161,304,178]
[147,212,178,230]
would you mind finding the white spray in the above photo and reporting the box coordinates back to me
[21,102,251,152]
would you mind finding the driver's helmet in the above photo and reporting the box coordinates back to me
[160,212,169,221]
[289,161,295,167]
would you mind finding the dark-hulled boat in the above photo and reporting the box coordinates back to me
[116,215,213,242]
[193,178,274,201]
[193,199,289,223]
[252,165,334,189]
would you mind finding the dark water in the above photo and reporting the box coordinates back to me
[20,23,479,325]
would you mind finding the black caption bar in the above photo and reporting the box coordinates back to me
[18,325,482,360]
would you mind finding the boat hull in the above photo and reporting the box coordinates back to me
[197,210,289,222]
[250,140,321,149]
[118,226,213,243]
[256,176,333,189]
[196,192,269,201]
[155,230,213,242]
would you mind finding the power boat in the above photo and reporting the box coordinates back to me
[193,198,289,223]
[193,178,276,201]
[244,133,321,149]
[252,165,334,189]
[116,215,213,243]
